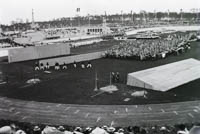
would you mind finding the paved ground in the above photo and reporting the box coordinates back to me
[0,96,200,127]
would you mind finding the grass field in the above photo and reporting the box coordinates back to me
[0,41,200,105]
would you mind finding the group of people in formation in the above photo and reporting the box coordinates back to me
[34,61,92,71]
[104,33,192,60]
[111,72,120,83]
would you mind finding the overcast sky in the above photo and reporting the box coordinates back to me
[0,0,199,24]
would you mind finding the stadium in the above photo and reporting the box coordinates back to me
[0,5,200,134]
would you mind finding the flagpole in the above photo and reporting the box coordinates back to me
[94,71,98,91]
[109,72,112,85]
[168,9,170,25]
[131,10,133,23]
[88,14,90,27]
[121,10,123,25]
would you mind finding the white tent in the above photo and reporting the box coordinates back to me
[127,58,200,92]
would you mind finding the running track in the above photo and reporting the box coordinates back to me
[0,96,200,127]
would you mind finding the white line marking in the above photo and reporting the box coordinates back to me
[96,117,101,122]
[85,113,90,118]
[195,106,200,110]
[22,116,28,120]
[148,107,152,111]
[173,111,178,115]
[0,82,6,85]
[193,109,199,113]
[56,104,61,107]
[114,110,118,114]
[65,107,71,111]
[188,113,194,118]
[14,112,20,115]
[161,109,165,113]
[9,107,15,112]
[125,108,128,112]
[47,105,51,108]
[74,110,80,114]
[111,121,115,126]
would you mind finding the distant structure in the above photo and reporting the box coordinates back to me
[180,9,183,21]
[127,58,200,92]
[154,10,157,21]
[30,9,39,30]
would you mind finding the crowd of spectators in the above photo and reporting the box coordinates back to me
[103,33,194,60]
[0,119,199,134]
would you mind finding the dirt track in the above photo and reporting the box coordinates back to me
[0,96,200,127]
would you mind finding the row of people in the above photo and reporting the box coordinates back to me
[35,61,92,71]
[0,119,199,134]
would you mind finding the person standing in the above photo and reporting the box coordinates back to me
[87,61,92,68]
[115,72,120,83]
[35,62,40,71]
[73,61,77,68]
[55,62,60,70]
[40,63,44,70]
[62,62,67,69]
[45,62,50,69]
[111,72,115,83]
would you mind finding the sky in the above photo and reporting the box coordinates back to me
[0,0,199,25]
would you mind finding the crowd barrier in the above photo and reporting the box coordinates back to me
[39,51,104,66]
[8,44,70,63]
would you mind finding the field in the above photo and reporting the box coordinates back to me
[0,41,200,105]
[0,39,200,126]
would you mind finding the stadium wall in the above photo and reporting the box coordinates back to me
[8,44,70,63]
[39,51,104,66]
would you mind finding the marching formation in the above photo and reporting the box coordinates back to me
[103,33,193,60]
